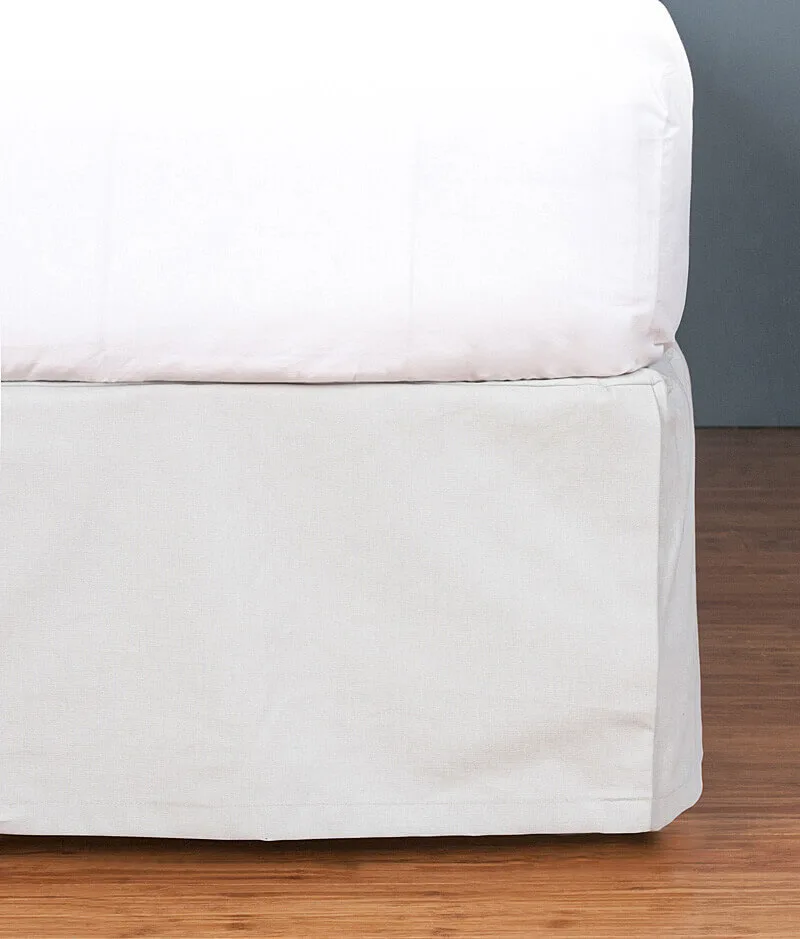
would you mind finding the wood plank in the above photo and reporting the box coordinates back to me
[1,428,799,938]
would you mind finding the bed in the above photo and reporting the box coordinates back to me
[0,0,702,839]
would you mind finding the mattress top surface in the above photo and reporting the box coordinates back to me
[0,1,692,384]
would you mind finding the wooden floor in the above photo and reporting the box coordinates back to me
[1,429,799,938]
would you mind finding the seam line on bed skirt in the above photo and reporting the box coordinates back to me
[6,781,697,811]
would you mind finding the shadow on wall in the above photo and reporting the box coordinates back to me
[664,0,800,427]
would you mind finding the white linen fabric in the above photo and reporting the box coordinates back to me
[0,0,692,383]
[0,346,702,839]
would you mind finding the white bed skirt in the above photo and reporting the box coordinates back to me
[0,346,702,839]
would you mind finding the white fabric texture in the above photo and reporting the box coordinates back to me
[0,0,692,383]
[0,346,702,839]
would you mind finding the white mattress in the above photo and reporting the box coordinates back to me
[0,0,692,383]
[0,346,702,838]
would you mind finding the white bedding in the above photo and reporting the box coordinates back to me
[0,0,692,383]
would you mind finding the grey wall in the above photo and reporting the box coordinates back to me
[662,0,800,426]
